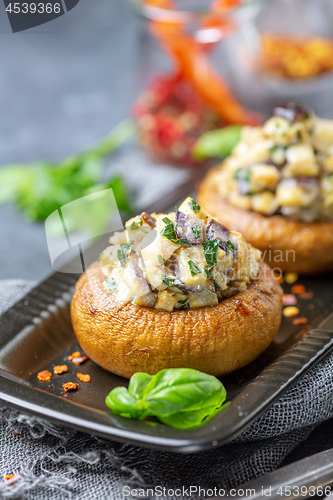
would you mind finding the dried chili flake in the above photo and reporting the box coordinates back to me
[37,370,52,382]
[68,351,81,361]
[72,356,89,365]
[283,306,300,317]
[292,317,308,326]
[4,474,20,483]
[53,365,68,375]
[77,373,91,383]
[291,284,306,295]
[300,291,314,300]
[11,431,21,435]
[62,382,79,392]
[282,294,297,306]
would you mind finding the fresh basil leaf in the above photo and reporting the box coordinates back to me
[202,239,220,268]
[142,369,227,425]
[159,402,229,429]
[188,199,201,214]
[117,243,131,268]
[128,372,153,399]
[161,276,185,287]
[158,254,166,264]
[193,125,242,160]
[106,368,227,429]
[104,277,117,291]
[105,387,144,419]
[191,226,202,240]
[225,238,234,255]
[188,260,201,277]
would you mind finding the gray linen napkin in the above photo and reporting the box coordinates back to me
[0,280,332,500]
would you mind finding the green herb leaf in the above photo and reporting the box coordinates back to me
[105,368,228,429]
[0,120,134,222]
[235,169,251,182]
[269,145,287,166]
[202,239,220,268]
[160,219,177,241]
[104,277,117,291]
[188,260,201,277]
[204,267,213,279]
[225,238,234,255]
[188,199,201,214]
[176,238,189,246]
[191,226,202,240]
[117,243,131,268]
[161,218,189,246]
[130,220,143,231]
[158,254,166,264]
[177,297,189,307]
[193,125,242,160]
[161,276,185,287]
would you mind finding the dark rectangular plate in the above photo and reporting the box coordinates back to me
[1,167,333,453]
[0,270,333,453]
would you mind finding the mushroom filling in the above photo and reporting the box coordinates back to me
[214,103,333,222]
[99,197,261,312]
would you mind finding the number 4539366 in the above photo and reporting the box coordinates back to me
[6,3,61,14]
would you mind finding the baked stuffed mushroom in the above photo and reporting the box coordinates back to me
[71,197,282,378]
[198,103,333,274]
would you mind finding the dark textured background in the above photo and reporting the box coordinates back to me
[0,0,138,281]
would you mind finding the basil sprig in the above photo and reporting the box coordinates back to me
[105,368,228,429]
[203,239,220,268]
[117,243,131,268]
[160,217,189,246]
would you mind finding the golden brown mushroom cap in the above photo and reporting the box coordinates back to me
[198,167,333,275]
[71,260,282,379]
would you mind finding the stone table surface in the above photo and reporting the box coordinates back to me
[0,0,139,282]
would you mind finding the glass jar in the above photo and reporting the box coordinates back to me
[130,0,264,166]
[223,0,333,116]
[130,0,333,166]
